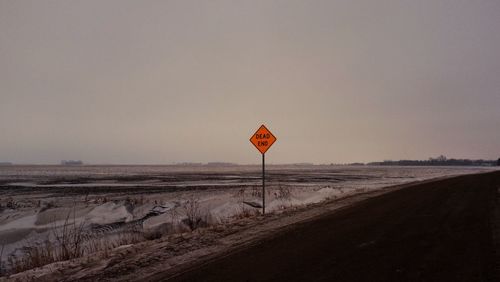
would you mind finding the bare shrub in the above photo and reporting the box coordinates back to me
[167,208,194,234]
[275,184,291,201]
[182,196,202,231]
[6,197,17,210]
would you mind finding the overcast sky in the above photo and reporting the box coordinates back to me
[1,0,499,164]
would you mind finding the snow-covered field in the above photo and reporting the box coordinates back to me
[0,165,496,272]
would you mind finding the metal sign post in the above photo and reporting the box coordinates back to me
[249,124,276,215]
[262,153,265,214]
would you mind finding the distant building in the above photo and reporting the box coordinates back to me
[61,160,83,165]
[0,162,12,166]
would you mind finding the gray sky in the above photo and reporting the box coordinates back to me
[1,0,499,164]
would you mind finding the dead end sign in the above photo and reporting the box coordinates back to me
[250,125,277,154]
[249,124,276,215]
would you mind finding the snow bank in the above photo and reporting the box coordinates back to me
[85,202,133,224]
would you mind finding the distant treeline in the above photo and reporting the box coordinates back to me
[176,162,238,166]
[61,160,83,165]
[365,156,500,166]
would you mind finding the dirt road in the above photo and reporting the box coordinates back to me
[164,171,500,282]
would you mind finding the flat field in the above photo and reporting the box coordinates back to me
[0,165,495,279]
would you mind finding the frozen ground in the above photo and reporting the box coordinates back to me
[0,165,496,277]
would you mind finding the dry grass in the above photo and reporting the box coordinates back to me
[275,184,292,201]
[86,229,143,257]
[234,207,258,219]
[6,209,87,273]
[0,244,5,276]
[4,197,220,276]
[7,240,53,274]
[182,196,202,231]
[5,225,145,275]
[251,186,262,198]
[52,209,86,261]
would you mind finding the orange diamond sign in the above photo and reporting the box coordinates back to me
[250,125,277,154]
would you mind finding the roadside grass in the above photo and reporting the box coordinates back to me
[3,198,219,276]
[3,188,298,276]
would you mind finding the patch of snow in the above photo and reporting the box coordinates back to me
[0,214,37,231]
[86,202,133,224]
